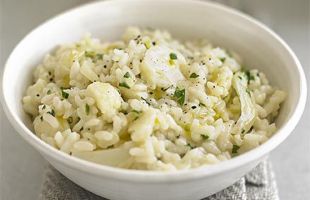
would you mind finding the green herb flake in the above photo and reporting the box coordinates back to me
[169,53,177,60]
[232,145,240,154]
[85,51,103,61]
[202,134,209,140]
[220,57,226,62]
[246,88,251,96]
[61,90,69,99]
[174,87,185,105]
[47,90,52,95]
[85,104,90,115]
[250,75,255,81]
[119,82,130,89]
[40,116,43,121]
[190,73,199,78]
[42,105,46,109]
[85,51,96,58]
[245,70,255,83]
[187,143,194,149]
[123,72,131,78]
[96,54,103,60]
[132,110,141,114]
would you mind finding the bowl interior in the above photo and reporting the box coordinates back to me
[2,0,303,166]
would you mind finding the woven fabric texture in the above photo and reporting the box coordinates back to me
[39,160,279,200]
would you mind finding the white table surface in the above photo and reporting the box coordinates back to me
[0,0,309,200]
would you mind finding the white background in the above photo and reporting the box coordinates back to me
[1,0,309,199]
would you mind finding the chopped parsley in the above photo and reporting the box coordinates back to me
[202,134,209,140]
[123,72,131,78]
[169,53,177,60]
[119,82,130,89]
[232,145,240,154]
[40,116,43,121]
[96,54,103,60]
[47,90,52,95]
[132,110,141,114]
[187,143,194,149]
[246,88,251,96]
[245,70,255,83]
[174,87,185,105]
[85,104,90,115]
[85,51,103,60]
[85,51,96,58]
[190,73,199,78]
[61,90,69,99]
[47,109,55,117]
[220,57,226,62]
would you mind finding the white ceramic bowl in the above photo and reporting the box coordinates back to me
[1,0,307,199]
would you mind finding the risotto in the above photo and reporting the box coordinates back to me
[22,27,286,171]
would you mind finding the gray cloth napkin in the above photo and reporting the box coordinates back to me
[39,160,279,200]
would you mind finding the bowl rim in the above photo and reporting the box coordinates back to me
[1,0,307,182]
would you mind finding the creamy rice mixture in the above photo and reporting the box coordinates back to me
[23,27,286,171]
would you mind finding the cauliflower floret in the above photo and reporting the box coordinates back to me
[141,45,185,89]
[86,82,123,119]
[80,59,99,82]
[128,109,156,142]
[232,72,257,135]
